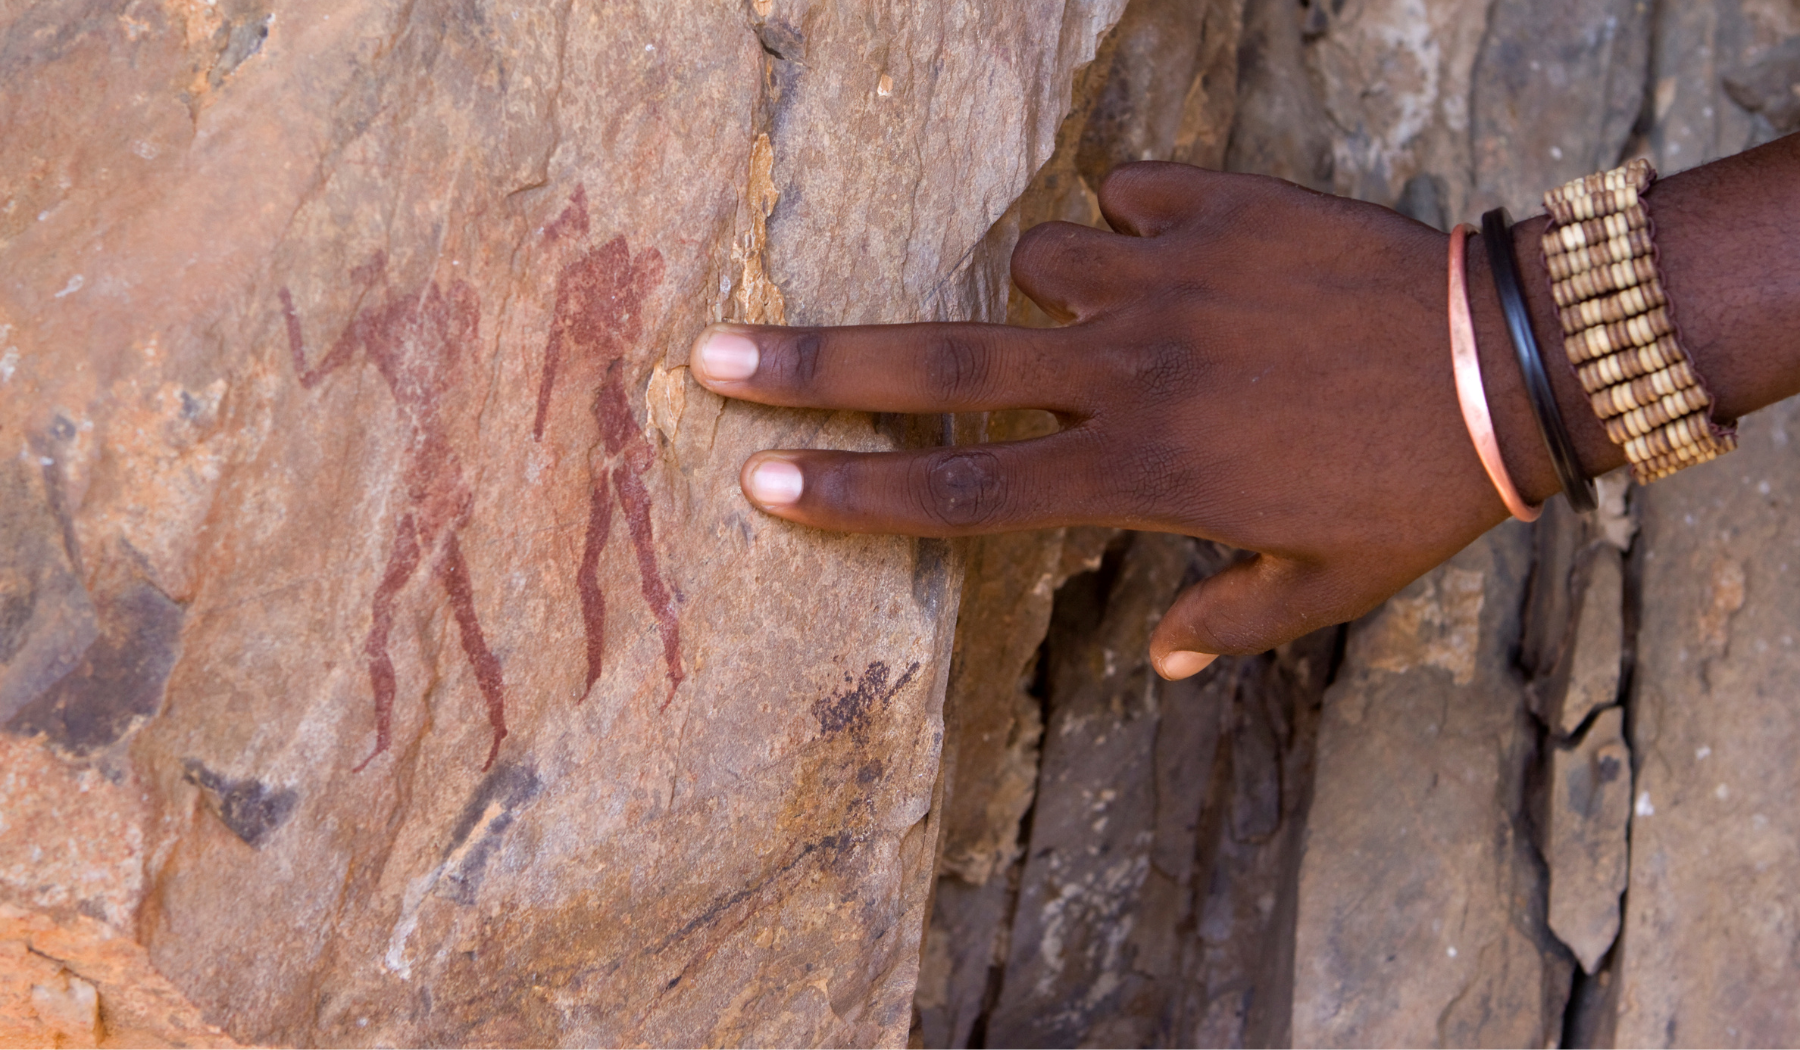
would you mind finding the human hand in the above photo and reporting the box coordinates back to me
[688,163,1535,678]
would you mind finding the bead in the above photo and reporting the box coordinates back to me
[1631,430,1736,484]
[1557,279,1669,331]
[1590,360,1697,417]
[1603,385,1708,442]
[1565,307,1672,364]
[1544,229,1654,280]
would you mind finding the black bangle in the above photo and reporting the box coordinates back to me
[1481,207,1598,514]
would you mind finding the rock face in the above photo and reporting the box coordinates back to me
[1617,401,1800,1047]
[7,0,1800,1046]
[0,1,1125,1045]
[1294,530,1571,1048]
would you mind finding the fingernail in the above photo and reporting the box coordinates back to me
[746,458,804,507]
[693,329,759,382]
[1158,651,1217,680]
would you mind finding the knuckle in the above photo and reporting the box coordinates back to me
[913,449,1008,530]
[921,330,991,405]
[768,330,824,389]
[1012,222,1078,278]
[1099,160,1170,200]
[1116,440,1186,517]
[1111,340,1201,403]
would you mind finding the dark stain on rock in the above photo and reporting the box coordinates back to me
[209,9,272,90]
[439,761,541,905]
[911,537,951,618]
[0,456,98,725]
[7,579,183,754]
[0,0,122,80]
[813,660,921,744]
[752,18,805,62]
[182,759,298,847]
[0,588,35,665]
[656,831,854,954]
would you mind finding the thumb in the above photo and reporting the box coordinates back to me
[1149,554,1338,680]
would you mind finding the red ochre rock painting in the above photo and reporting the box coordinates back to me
[276,190,681,772]
[279,256,508,771]
[534,187,683,705]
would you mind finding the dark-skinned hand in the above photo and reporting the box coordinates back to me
[686,142,1800,680]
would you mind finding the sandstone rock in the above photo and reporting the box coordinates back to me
[1305,0,1490,214]
[1546,706,1632,974]
[982,533,1192,1047]
[0,901,237,1049]
[978,534,1332,1049]
[1169,629,1334,1050]
[917,3,1240,1044]
[935,520,1059,891]
[1648,0,1757,171]
[1228,0,1336,189]
[1559,546,1625,736]
[1724,37,1800,136]
[1471,0,1652,214]
[0,2,1128,1045]
[1293,527,1573,1048]
[1073,0,1243,179]
[1616,400,1800,1046]
[912,874,1013,1050]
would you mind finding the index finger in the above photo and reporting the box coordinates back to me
[686,321,1099,415]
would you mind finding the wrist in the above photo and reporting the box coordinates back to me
[1465,216,1626,507]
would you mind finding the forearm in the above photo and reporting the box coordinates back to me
[1469,133,1800,505]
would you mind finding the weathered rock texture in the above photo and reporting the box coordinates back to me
[1617,399,1800,1047]
[1294,529,1574,1048]
[0,1,1128,1045]
[7,0,1800,1046]
[915,0,1800,1048]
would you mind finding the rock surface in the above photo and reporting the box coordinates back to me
[917,2,1800,1048]
[1294,530,1573,1048]
[1546,705,1632,975]
[0,1,1125,1045]
[7,0,1800,1046]
[957,533,1331,1050]
[1617,400,1800,1046]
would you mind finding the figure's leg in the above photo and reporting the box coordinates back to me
[438,531,508,770]
[577,474,612,696]
[611,464,684,704]
[355,514,421,772]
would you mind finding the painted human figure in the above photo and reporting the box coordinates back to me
[534,187,683,702]
[280,254,508,770]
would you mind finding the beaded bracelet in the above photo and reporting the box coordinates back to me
[1542,159,1737,483]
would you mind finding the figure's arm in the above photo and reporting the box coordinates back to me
[686,133,1800,677]
[280,286,362,389]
